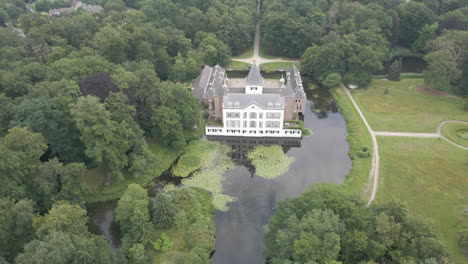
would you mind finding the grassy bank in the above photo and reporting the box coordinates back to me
[261,62,296,72]
[83,139,181,203]
[376,137,468,263]
[351,79,468,132]
[441,122,468,148]
[227,61,250,71]
[331,87,373,200]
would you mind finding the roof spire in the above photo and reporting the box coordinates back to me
[245,61,263,86]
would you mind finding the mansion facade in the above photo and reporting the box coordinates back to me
[192,63,307,137]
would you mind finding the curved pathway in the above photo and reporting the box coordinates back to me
[231,0,299,66]
[340,84,468,206]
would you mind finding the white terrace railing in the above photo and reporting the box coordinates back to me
[205,126,301,138]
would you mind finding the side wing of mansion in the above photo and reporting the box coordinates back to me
[192,63,307,137]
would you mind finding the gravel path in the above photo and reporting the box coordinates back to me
[341,84,468,206]
[231,1,299,66]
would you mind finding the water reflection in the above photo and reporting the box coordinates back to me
[210,98,352,264]
[87,200,121,251]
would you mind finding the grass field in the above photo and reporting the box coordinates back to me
[331,87,373,200]
[376,137,468,263]
[261,62,296,72]
[441,122,468,148]
[351,79,468,133]
[232,45,254,59]
[227,61,250,71]
[83,139,181,202]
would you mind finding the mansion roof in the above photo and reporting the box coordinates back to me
[192,63,306,108]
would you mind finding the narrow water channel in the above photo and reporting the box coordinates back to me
[87,85,352,263]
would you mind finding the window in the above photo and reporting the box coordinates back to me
[259,121,263,128]
[267,102,273,108]
[227,112,240,118]
[243,112,247,119]
[250,112,256,119]
[243,120,247,128]
[234,101,240,108]
[259,113,263,119]
[226,102,232,108]
[250,121,256,128]
[250,87,257,90]
[275,102,281,108]
[266,121,280,128]
[274,113,281,119]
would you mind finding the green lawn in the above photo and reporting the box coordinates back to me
[441,122,468,148]
[331,87,373,200]
[376,137,468,263]
[352,79,468,133]
[261,62,296,72]
[232,45,254,59]
[83,139,181,202]
[227,60,250,71]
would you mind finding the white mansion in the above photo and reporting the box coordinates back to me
[192,63,307,137]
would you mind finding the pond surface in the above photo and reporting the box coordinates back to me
[209,90,351,264]
[86,86,352,263]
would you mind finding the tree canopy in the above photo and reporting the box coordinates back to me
[264,183,450,264]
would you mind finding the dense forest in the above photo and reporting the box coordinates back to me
[0,0,254,263]
[261,0,467,92]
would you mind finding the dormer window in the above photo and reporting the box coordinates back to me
[226,102,232,108]
[267,102,273,108]
[234,101,240,108]
[275,102,281,108]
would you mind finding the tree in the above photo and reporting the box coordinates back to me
[128,243,149,264]
[412,23,438,53]
[388,60,401,81]
[115,184,152,246]
[195,32,230,66]
[169,53,200,83]
[151,106,186,148]
[71,96,140,180]
[33,201,89,239]
[398,2,437,46]
[151,192,177,229]
[423,31,468,92]
[322,73,342,88]
[16,231,112,264]
[153,232,173,252]
[0,198,35,262]
[11,97,85,162]
[80,72,118,102]
[93,26,129,64]
[0,94,12,134]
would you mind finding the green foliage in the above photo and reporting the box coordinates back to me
[151,106,186,149]
[128,243,149,264]
[423,30,467,93]
[398,2,437,46]
[115,184,152,247]
[264,183,450,264]
[356,146,371,158]
[411,23,438,53]
[151,192,177,229]
[247,145,294,179]
[388,60,401,81]
[0,198,34,262]
[33,201,89,239]
[153,232,173,252]
[457,226,468,250]
[322,73,342,89]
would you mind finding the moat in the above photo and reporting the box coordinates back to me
[88,85,352,263]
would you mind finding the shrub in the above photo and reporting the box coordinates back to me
[180,252,203,264]
[153,232,173,252]
[388,60,401,81]
[457,227,468,250]
[322,73,342,89]
[384,88,389,95]
[356,145,371,158]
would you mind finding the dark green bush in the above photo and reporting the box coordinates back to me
[356,145,371,158]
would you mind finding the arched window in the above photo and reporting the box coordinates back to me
[267,102,273,108]
[275,102,281,108]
